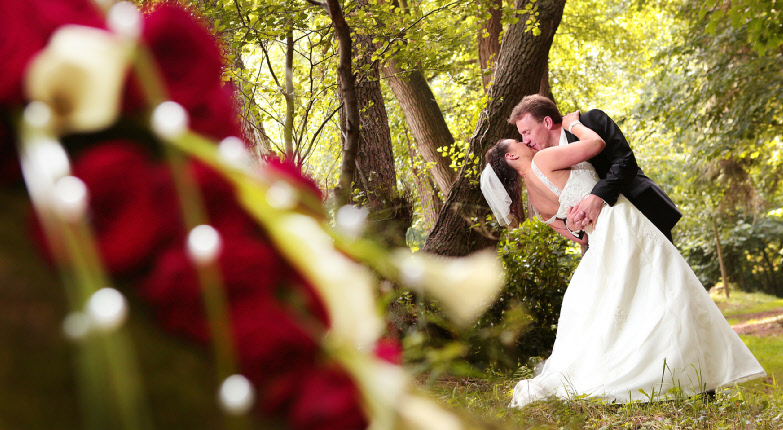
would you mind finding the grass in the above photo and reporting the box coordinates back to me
[711,290,783,320]
[426,290,783,429]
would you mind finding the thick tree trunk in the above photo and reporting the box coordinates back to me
[478,0,503,91]
[382,61,457,196]
[539,60,555,101]
[350,42,396,207]
[423,0,566,256]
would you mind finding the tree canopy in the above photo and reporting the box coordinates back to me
[170,0,782,290]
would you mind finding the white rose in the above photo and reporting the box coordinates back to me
[25,25,131,133]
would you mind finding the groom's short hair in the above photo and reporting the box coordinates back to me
[508,94,563,125]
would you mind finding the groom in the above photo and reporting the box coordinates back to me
[508,94,681,242]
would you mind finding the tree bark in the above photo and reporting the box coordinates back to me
[539,59,555,101]
[322,0,360,207]
[713,218,729,298]
[382,61,457,195]
[326,0,359,207]
[478,0,503,91]
[423,0,566,256]
[405,132,442,231]
[361,0,454,196]
[339,29,412,246]
[284,28,295,159]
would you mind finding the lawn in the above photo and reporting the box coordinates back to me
[428,291,783,429]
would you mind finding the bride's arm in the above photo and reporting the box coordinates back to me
[548,218,589,246]
[535,113,605,172]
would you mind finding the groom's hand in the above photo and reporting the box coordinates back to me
[568,195,606,229]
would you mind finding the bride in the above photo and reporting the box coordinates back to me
[481,113,765,407]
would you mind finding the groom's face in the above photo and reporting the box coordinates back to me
[516,114,554,152]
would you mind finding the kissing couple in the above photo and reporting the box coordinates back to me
[481,95,765,406]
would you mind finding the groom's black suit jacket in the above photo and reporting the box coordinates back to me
[565,109,682,239]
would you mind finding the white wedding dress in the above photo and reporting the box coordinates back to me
[510,161,766,407]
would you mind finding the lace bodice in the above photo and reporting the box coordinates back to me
[531,160,600,225]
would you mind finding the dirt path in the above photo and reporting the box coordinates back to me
[729,307,783,336]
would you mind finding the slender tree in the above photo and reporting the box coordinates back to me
[284,27,296,159]
[367,0,458,196]
[382,60,457,196]
[305,0,359,206]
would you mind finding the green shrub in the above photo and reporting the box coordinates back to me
[467,219,580,370]
[394,219,579,377]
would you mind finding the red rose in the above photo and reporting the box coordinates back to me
[142,4,223,106]
[139,245,210,342]
[0,0,103,107]
[120,4,241,141]
[186,83,242,140]
[286,365,368,430]
[232,294,322,388]
[188,161,258,238]
[140,4,238,139]
[143,160,263,252]
[72,141,177,275]
[142,232,329,347]
[255,363,368,430]
[373,338,403,365]
[264,156,323,200]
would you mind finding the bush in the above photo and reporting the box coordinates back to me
[393,220,579,377]
[466,219,580,370]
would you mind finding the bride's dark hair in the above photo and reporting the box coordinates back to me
[485,139,523,221]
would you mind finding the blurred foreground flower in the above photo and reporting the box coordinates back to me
[3,1,512,429]
[25,25,131,133]
[135,3,241,140]
[393,248,505,327]
[0,0,104,107]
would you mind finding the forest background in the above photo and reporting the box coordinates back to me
[174,0,782,293]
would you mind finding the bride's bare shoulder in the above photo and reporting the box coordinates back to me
[532,149,558,172]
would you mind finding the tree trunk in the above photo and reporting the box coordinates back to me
[423,0,566,256]
[324,0,360,207]
[539,59,555,101]
[713,218,729,298]
[737,261,747,291]
[478,0,503,91]
[760,248,777,293]
[405,131,442,231]
[382,61,457,195]
[339,29,412,246]
[284,28,295,159]
[361,0,454,196]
